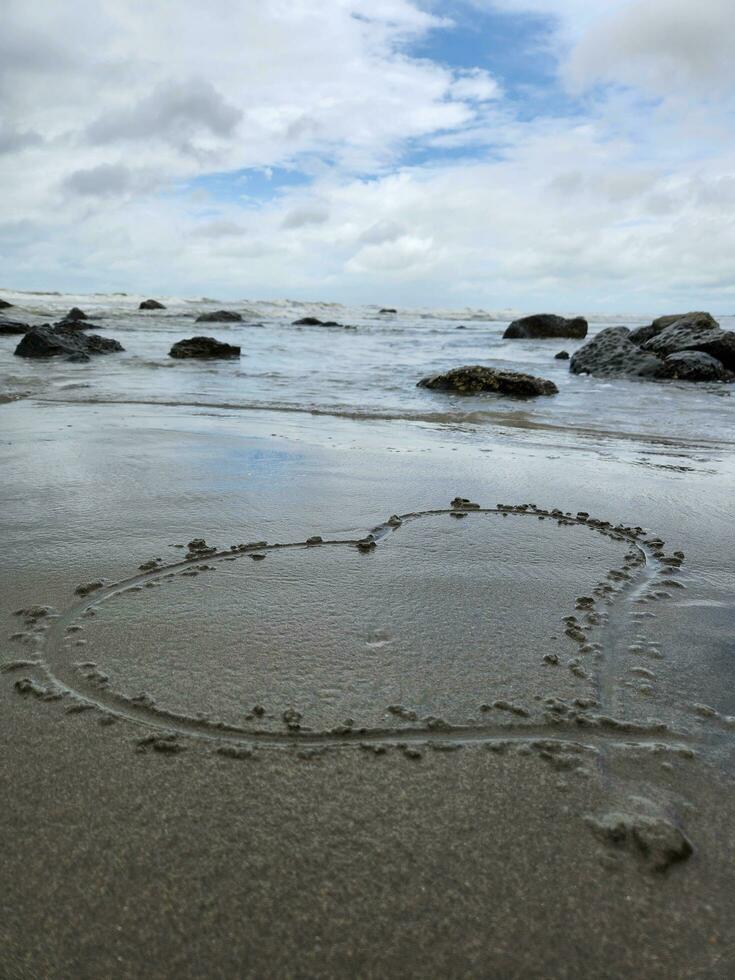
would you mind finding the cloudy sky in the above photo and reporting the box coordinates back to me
[2,0,734,311]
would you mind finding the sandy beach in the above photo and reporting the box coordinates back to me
[2,345,735,977]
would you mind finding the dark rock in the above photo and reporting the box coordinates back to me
[691,332,735,370]
[14,325,124,358]
[554,350,570,360]
[139,299,166,310]
[570,327,664,378]
[0,299,14,309]
[659,351,733,382]
[0,317,30,335]
[629,311,718,346]
[503,314,588,340]
[641,317,735,370]
[379,308,397,314]
[292,316,353,329]
[78,332,124,354]
[653,311,717,331]
[626,324,659,346]
[417,365,558,397]
[195,310,242,322]
[54,322,122,351]
[65,307,87,321]
[169,336,240,359]
[54,316,94,330]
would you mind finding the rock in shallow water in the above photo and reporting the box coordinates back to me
[659,350,733,382]
[169,336,241,359]
[417,365,558,397]
[292,316,351,328]
[0,298,14,309]
[570,327,663,378]
[0,317,29,335]
[195,310,242,323]
[14,325,124,358]
[139,299,166,310]
[571,313,735,382]
[503,314,588,340]
[628,311,718,346]
[64,307,87,322]
[641,317,735,370]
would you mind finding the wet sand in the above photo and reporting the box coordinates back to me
[2,399,735,978]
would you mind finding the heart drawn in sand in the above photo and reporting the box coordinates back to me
[12,501,684,752]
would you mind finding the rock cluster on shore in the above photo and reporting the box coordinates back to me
[169,336,241,359]
[418,365,558,397]
[14,324,124,359]
[570,313,735,382]
[503,313,588,340]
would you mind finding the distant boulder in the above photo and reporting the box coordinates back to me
[292,316,353,329]
[293,316,332,326]
[417,365,558,398]
[55,306,94,329]
[0,317,30,335]
[14,325,124,358]
[139,299,166,310]
[169,336,241,359]
[64,307,87,321]
[659,351,733,382]
[0,299,14,309]
[195,310,242,322]
[554,350,570,360]
[379,308,397,314]
[54,317,92,330]
[570,327,663,379]
[503,314,588,340]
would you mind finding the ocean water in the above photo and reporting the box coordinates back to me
[1,287,732,452]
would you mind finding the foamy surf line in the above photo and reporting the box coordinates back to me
[31,394,735,451]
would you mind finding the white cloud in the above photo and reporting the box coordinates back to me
[86,80,242,149]
[564,0,735,97]
[2,0,735,311]
[281,207,330,229]
[449,69,501,102]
